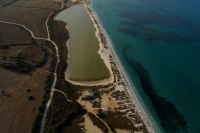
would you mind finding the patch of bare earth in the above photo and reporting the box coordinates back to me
[0,69,49,133]
[0,23,32,45]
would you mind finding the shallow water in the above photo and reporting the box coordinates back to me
[55,5,110,81]
[92,0,200,132]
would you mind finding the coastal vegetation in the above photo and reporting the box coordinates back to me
[44,92,86,133]
[97,110,148,132]
[88,112,108,132]
[49,18,79,100]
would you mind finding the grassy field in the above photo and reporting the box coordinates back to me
[0,68,25,91]
[0,69,49,133]
[55,5,110,81]
[0,14,56,132]
[0,42,55,133]
[0,0,60,38]
[0,45,45,64]
[0,23,32,45]
[0,0,14,5]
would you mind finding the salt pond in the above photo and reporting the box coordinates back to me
[55,5,110,81]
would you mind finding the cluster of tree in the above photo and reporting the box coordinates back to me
[81,95,95,101]
[88,113,108,132]
[0,43,48,72]
[0,53,33,72]
[97,110,147,132]
[44,92,86,133]
[92,100,101,108]
[0,45,9,49]
[34,46,48,67]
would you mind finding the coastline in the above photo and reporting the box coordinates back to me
[87,1,158,132]
[53,1,157,132]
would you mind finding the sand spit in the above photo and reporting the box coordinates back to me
[86,2,158,133]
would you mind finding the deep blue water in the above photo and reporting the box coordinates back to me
[91,0,200,132]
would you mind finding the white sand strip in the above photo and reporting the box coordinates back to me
[87,2,158,133]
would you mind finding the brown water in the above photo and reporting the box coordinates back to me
[55,5,110,81]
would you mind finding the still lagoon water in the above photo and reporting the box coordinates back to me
[92,0,200,132]
[55,5,110,81]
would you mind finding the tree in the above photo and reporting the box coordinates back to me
[28,96,34,101]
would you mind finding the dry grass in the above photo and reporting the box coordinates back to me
[0,0,61,38]
[0,0,60,132]
[0,23,32,45]
[0,69,49,133]
[0,45,45,66]
[0,45,28,56]
[0,0,13,5]
[12,0,60,8]
[22,45,45,65]
[0,68,25,91]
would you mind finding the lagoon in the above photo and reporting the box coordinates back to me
[55,5,110,81]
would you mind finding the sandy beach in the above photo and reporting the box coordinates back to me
[86,2,158,132]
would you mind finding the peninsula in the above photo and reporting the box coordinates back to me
[0,0,157,133]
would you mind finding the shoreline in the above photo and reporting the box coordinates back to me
[87,1,158,132]
[53,2,158,132]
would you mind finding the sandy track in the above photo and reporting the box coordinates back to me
[53,89,73,102]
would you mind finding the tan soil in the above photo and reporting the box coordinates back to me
[84,114,103,133]
[115,129,130,133]
[101,92,118,111]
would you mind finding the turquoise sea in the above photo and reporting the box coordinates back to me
[91,0,200,132]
